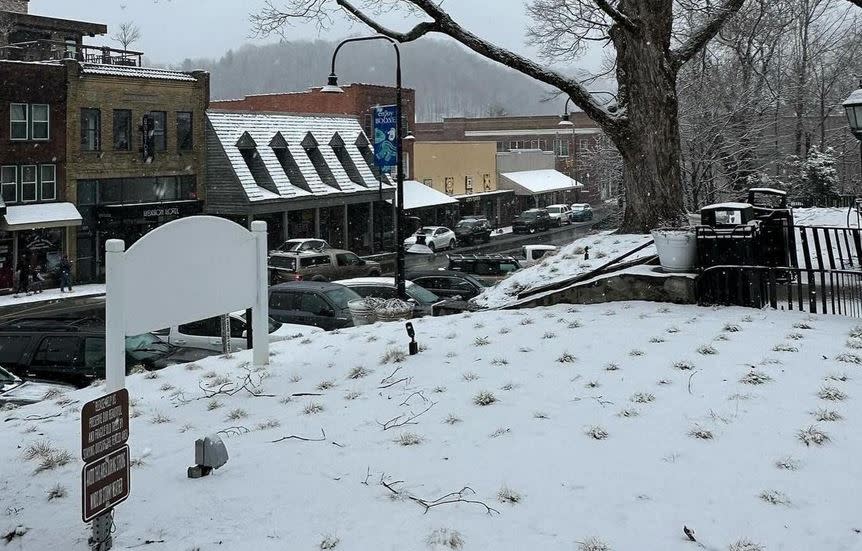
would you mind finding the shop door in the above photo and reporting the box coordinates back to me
[0,237,13,290]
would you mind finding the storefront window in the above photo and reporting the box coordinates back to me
[77,180,97,205]
[20,228,64,276]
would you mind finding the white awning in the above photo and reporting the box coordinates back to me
[2,202,83,231]
[499,170,584,196]
[395,180,460,210]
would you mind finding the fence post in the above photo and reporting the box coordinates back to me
[251,221,269,369]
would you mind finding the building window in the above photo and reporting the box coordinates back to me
[1,166,16,204]
[555,139,570,157]
[539,139,548,151]
[483,174,492,192]
[113,109,131,151]
[151,111,167,151]
[497,141,507,152]
[423,178,432,187]
[579,139,590,151]
[465,176,473,194]
[530,140,539,149]
[40,165,56,201]
[176,111,192,151]
[31,104,49,140]
[444,177,454,194]
[10,103,28,140]
[21,165,37,202]
[81,108,101,151]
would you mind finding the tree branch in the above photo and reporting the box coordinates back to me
[593,0,637,30]
[671,0,747,68]
[335,0,622,132]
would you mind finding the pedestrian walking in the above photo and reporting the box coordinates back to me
[18,262,31,296]
[59,254,73,293]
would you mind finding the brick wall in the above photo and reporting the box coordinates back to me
[64,61,210,203]
[211,84,416,178]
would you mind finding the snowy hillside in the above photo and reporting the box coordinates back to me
[2,303,860,550]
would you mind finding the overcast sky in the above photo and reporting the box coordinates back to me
[30,0,602,70]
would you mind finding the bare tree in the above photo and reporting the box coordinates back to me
[112,21,141,50]
[250,0,753,232]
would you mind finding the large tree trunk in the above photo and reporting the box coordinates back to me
[612,2,688,232]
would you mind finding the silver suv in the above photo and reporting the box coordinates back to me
[268,248,382,284]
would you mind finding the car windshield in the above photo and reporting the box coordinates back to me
[456,220,478,228]
[519,212,539,220]
[324,286,362,310]
[238,313,281,334]
[547,206,561,213]
[571,205,587,211]
[126,333,172,361]
[415,228,434,235]
[406,283,440,304]
[283,241,305,251]
[0,365,18,384]
[269,256,297,270]
[463,273,492,287]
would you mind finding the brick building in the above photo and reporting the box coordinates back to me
[415,113,603,202]
[211,84,416,179]
[0,4,209,287]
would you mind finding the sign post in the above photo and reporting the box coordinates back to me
[372,105,399,173]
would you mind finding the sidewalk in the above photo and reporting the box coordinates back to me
[0,283,106,309]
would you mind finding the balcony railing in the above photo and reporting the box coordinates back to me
[0,40,143,66]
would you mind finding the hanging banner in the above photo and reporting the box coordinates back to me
[372,105,399,173]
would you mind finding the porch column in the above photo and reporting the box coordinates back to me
[282,211,290,242]
[314,208,320,238]
[247,214,254,230]
[369,202,375,254]
[343,204,349,250]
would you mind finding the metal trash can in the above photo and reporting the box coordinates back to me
[697,203,762,268]
[747,188,795,268]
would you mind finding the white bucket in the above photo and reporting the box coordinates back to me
[651,228,698,273]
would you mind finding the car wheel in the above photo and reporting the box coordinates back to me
[449,239,456,250]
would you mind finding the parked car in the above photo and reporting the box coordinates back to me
[569,203,594,222]
[154,311,320,353]
[405,270,490,301]
[0,365,75,407]
[268,281,361,331]
[404,226,457,252]
[447,254,522,281]
[512,209,552,234]
[546,204,573,226]
[0,318,217,387]
[271,238,329,254]
[338,277,444,317]
[453,217,492,245]
[521,245,559,267]
[268,249,382,284]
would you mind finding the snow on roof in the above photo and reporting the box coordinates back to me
[80,63,200,82]
[499,169,584,195]
[701,202,752,210]
[2,202,82,231]
[207,110,392,203]
[402,180,459,210]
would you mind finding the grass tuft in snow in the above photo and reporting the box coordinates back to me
[142,370,159,380]
[344,391,361,401]
[835,352,862,364]
[432,386,447,394]
[618,408,639,418]
[849,325,862,339]
[207,399,222,411]
[604,363,620,371]
[649,337,665,344]
[462,372,479,382]
[577,537,611,551]
[697,344,718,355]
[443,414,462,425]
[586,426,609,440]
[793,322,814,330]
[46,483,67,501]
[585,380,600,389]
[741,315,754,322]
[826,372,850,382]
[542,331,557,339]
[497,486,522,504]
[491,357,509,367]
[689,425,714,440]
[473,322,485,329]
[303,402,324,415]
[34,450,72,473]
[446,351,458,358]
[473,336,491,346]
[533,411,549,420]
[201,370,217,379]
[225,408,247,421]
[159,383,175,392]
[666,326,681,334]
[817,386,847,401]
[568,320,583,329]
[499,327,511,335]
[657,379,672,386]
[846,336,862,349]
[500,382,517,391]
[740,371,772,385]
[728,539,765,551]
[185,363,201,371]
[759,490,790,506]
[178,423,194,433]
[774,457,800,471]
[473,391,497,406]
[489,427,511,438]
[631,392,656,404]
[23,440,54,461]
[41,388,63,400]
[379,347,407,364]
[255,419,281,431]
[714,334,729,342]
[813,408,842,422]
[151,413,171,424]
[519,346,533,353]
[723,323,741,333]
[557,352,577,364]
[673,360,695,371]
[394,432,423,446]
[319,535,340,549]
[347,366,370,379]
[316,379,336,391]
[426,528,464,550]
[772,343,799,353]
[519,318,534,326]
[798,425,829,446]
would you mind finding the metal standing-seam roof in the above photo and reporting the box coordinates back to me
[207,110,393,203]
[80,63,199,82]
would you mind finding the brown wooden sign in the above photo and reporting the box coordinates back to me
[82,446,130,522]
[81,389,129,462]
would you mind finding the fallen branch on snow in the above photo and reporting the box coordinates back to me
[379,476,500,516]
[377,401,436,431]
[270,428,326,444]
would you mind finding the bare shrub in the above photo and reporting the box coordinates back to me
[347,366,370,379]
[255,419,281,430]
[35,450,72,473]
[380,347,407,364]
[557,352,577,364]
[542,332,557,339]
[618,408,639,418]
[395,432,423,446]
[813,408,842,422]
[499,327,511,335]
[462,372,479,382]
[773,343,799,353]
[577,537,611,551]
[497,486,522,504]
[207,375,231,388]
[303,402,324,415]
[586,426,608,440]
[568,320,583,329]
[827,372,850,382]
[818,386,847,401]
[520,318,534,326]
[473,391,497,406]
[629,349,645,357]
[473,336,490,346]
[316,380,336,391]
[728,539,764,551]
[344,391,361,401]
[673,360,695,371]
[793,322,814,330]
[426,528,464,550]
[206,399,222,411]
[723,323,741,333]
[631,392,656,404]
[759,490,790,505]
[443,414,462,425]
[604,363,620,371]
[491,358,509,367]
[649,337,665,343]
[774,457,800,471]
[689,425,714,440]
[151,413,171,424]
[740,371,771,385]
[836,352,862,364]
[23,440,54,461]
[46,484,67,501]
[798,426,829,446]
[697,345,718,355]
[319,535,339,549]
[226,408,247,421]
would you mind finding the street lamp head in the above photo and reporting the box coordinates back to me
[843,85,862,141]
[403,131,416,142]
[558,113,574,127]
[320,73,344,94]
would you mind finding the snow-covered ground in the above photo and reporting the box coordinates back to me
[474,232,654,309]
[0,284,105,309]
[795,207,860,228]
[3,302,859,550]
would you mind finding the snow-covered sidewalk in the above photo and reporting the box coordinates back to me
[0,283,105,309]
[2,302,860,550]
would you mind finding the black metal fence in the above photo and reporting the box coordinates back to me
[794,225,862,271]
[698,265,862,317]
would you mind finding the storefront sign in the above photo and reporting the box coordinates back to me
[372,105,399,172]
[142,207,180,218]
[97,200,203,223]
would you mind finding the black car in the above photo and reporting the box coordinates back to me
[268,281,361,331]
[512,209,552,234]
[454,217,493,245]
[447,254,522,281]
[0,318,216,387]
[406,270,491,300]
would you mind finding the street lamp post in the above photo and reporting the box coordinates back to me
[843,82,862,185]
[322,35,410,300]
